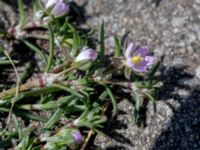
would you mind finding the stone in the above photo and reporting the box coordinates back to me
[195,66,200,79]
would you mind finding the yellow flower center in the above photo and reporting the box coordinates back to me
[131,55,144,64]
[57,129,64,136]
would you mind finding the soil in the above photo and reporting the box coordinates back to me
[1,0,200,150]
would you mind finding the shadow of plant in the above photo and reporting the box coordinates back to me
[152,65,200,149]
[152,0,163,7]
[88,108,134,150]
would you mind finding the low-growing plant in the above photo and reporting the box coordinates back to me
[0,0,160,149]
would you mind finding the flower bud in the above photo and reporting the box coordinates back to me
[75,48,97,62]
[72,131,82,144]
[73,48,97,71]
[51,2,70,17]
[43,0,63,9]
[41,0,70,17]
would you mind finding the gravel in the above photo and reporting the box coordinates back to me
[74,0,200,149]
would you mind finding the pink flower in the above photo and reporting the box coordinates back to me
[44,0,63,9]
[72,131,82,144]
[41,0,69,17]
[75,49,97,62]
[125,43,154,72]
[51,2,70,17]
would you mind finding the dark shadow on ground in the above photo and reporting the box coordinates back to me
[88,108,133,150]
[69,1,89,26]
[90,145,127,150]
[152,65,200,149]
[152,0,163,7]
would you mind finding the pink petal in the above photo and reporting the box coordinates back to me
[126,58,135,68]
[131,56,154,72]
[145,56,154,66]
[133,47,148,57]
[45,0,57,9]
[131,63,147,72]
[72,131,82,144]
[125,43,134,58]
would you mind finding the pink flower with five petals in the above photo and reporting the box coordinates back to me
[125,43,154,72]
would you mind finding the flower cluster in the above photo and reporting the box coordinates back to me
[73,43,154,73]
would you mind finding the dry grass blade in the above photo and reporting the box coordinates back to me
[3,50,21,130]
[0,80,39,98]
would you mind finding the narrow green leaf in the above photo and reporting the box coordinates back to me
[14,110,47,122]
[148,61,160,79]
[17,86,60,98]
[0,107,10,112]
[98,20,105,65]
[20,61,35,83]
[93,116,107,125]
[53,84,84,99]
[98,91,108,101]
[12,114,22,139]
[114,36,121,57]
[32,95,75,110]
[135,81,155,88]
[71,28,80,57]
[33,0,43,15]
[44,108,63,129]
[144,92,157,113]
[17,0,25,28]
[0,60,18,65]
[132,91,141,125]
[15,126,34,150]
[76,120,93,128]
[104,85,117,117]
[31,145,42,150]
[124,66,132,79]
[22,40,47,64]
[45,24,55,72]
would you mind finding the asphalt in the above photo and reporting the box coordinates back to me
[74,0,200,149]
